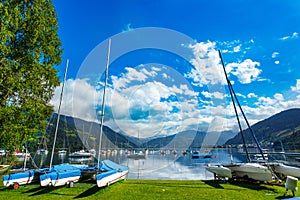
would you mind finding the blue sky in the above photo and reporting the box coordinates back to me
[51,0,300,141]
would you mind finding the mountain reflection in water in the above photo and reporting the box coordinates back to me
[28,148,248,180]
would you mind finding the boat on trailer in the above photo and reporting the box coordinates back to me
[224,163,273,181]
[3,168,49,189]
[92,39,129,188]
[95,160,129,187]
[206,165,232,179]
[272,163,300,178]
[3,170,35,189]
[39,163,87,187]
[214,51,273,182]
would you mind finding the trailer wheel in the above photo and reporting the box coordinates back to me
[13,183,19,190]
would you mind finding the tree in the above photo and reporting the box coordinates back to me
[0,0,62,151]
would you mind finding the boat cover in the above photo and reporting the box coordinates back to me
[3,170,34,182]
[100,160,129,172]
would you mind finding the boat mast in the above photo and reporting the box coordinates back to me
[218,50,251,162]
[227,79,266,160]
[218,50,266,160]
[49,59,69,170]
[97,39,111,168]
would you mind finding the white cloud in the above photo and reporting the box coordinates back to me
[50,79,100,122]
[291,79,300,92]
[187,41,226,87]
[274,93,284,101]
[247,93,257,98]
[274,60,280,65]
[201,91,225,100]
[280,32,299,40]
[226,59,261,84]
[112,66,157,90]
[272,52,279,58]
[233,44,241,52]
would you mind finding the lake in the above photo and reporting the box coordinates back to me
[26,147,251,180]
[21,147,292,180]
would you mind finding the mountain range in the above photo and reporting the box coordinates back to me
[33,108,300,152]
[225,108,300,150]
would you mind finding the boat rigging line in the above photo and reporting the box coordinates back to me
[97,38,111,169]
[49,59,69,170]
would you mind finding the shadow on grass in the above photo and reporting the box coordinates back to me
[125,180,207,189]
[275,193,299,199]
[22,186,44,193]
[203,180,224,189]
[0,187,11,191]
[74,185,101,199]
[229,181,277,192]
[28,186,59,196]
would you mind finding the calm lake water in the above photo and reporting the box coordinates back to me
[25,147,289,180]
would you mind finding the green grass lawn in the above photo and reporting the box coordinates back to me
[0,179,297,200]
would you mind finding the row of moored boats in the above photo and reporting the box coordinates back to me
[2,159,128,189]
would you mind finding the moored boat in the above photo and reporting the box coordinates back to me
[127,151,146,159]
[224,163,273,181]
[206,165,232,178]
[273,163,300,178]
[58,149,67,156]
[191,151,212,162]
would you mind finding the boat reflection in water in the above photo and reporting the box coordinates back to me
[68,150,93,163]
[28,147,255,180]
[123,148,236,180]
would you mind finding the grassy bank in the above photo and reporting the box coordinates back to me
[0,179,297,200]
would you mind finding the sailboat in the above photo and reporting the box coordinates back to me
[3,60,83,189]
[2,142,46,189]
[68,124,93,163]
[93,38,129,187]
[206,50,273,182]
[39,60,87,187]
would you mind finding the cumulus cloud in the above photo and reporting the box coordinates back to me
[291,79,300,92]
[186,41,226,86]
[49,36,300,142]
[50,79,100,122]
[201,91,225,100]
[226,59,261,84]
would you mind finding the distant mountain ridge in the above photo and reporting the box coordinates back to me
[225,108,300,150]
[39,108,300,153]
[39,114,235,152]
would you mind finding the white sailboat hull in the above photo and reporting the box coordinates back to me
[96,170,128,187]
[52,175,80,187]
[206,165,232,178]
[226,163,273,181]
[273,163,300,178]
